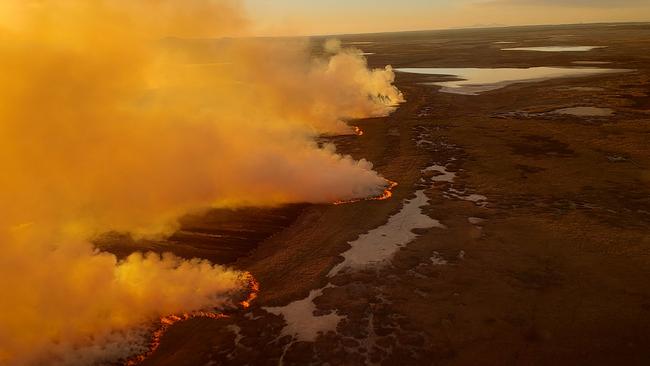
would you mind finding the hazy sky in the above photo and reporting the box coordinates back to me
[245,0,650,36]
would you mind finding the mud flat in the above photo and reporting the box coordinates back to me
[140,22,650,366]
[501,45,607,52]
[550,106,615,116]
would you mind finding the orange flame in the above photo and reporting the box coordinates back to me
[352,126,364,136]
[239,272,260,309]
[124,312,229,366]
[124,271,260,365]
[333,179,397,205]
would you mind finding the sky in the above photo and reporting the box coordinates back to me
[244,0,650,36]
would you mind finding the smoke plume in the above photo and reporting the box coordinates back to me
[0,1,403,364]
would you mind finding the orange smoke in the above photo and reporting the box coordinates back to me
[0,1,402,364]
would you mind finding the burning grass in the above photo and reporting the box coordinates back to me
[124,272,260,366]
[334,180,398,205]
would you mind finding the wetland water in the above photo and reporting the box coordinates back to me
[572,61,612,65]
[502,46,606,52]
[551,106,615,116]
[395,67,631,95]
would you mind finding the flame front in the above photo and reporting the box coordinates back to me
[124,312,229,366]
[334,179,398,205]
[240,273,261,309]
[124,272,260,366]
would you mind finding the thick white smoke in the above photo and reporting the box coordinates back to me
[0,1,403,364]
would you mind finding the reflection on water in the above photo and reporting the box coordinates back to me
[395,67,631,95]
[572,61,612,65]
[561,86,605,92]
[502,46,606,52]
[551,106,614,117]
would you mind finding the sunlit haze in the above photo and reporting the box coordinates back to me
[246,0,650,35]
